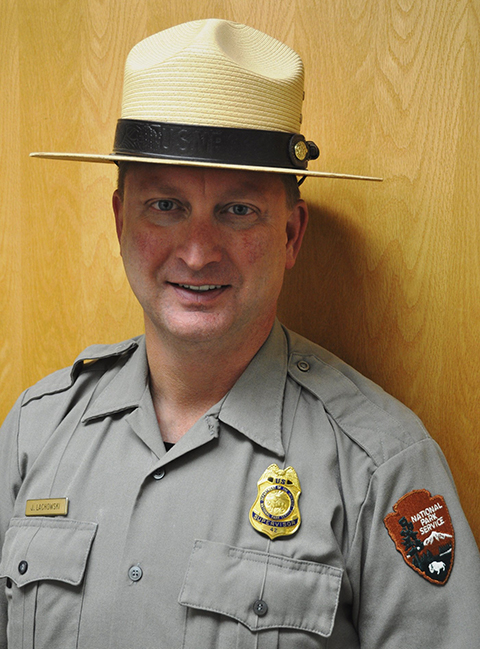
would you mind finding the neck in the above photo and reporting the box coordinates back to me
[145,318,273,443]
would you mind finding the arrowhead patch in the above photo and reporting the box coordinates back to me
[384,489,454,585]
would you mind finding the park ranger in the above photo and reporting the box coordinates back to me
[1,19,479,649]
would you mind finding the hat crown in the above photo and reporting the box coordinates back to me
[121,19,304,132]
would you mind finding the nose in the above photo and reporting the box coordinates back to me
[175,213,223,270]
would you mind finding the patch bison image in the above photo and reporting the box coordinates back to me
[384,489,454,585]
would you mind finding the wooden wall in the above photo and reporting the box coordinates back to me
[1,0,479,546]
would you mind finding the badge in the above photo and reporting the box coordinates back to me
[249,464,301,540]
[25,498,69,517]
[384,489,454,585]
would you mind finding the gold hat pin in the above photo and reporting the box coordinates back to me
[250,464,301,540]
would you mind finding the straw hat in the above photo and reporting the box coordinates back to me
[31,19,381,181]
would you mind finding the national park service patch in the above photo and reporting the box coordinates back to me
[384,489,454,585]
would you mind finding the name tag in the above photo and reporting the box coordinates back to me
[25,498,69,517]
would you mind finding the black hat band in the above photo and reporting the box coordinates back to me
[113,119,319,170]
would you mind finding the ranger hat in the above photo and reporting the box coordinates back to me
[31,19,381,181]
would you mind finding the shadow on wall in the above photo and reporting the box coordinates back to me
[278,200,380,381]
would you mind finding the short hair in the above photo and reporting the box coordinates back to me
[116,161,300,208]
[281,174,301,209]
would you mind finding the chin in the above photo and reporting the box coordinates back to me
[155,311,236,344]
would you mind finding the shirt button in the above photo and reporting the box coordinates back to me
[152,468,165,480]
[128,565,143,582]
[297,360,310,372]
[18,561,28,575]
[253,599,268,616]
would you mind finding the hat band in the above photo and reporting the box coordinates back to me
[113,119,318,170]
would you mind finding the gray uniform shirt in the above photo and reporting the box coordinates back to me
[1,321,479,648]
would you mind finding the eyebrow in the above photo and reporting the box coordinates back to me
[219,182,269,198]
[136,180,271,201]
[136,181,182,194]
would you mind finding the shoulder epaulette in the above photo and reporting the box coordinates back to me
[285,327,428,467]
[23,338,141,405]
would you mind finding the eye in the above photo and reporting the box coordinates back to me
[226,204,254,216]
[219,202,262,229]
[145,198,186,226]
[151,199,179,211]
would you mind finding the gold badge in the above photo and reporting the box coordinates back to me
[249,464,301,540]
[25,498,69,517]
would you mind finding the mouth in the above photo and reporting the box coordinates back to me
[176,283,224,292]
[168,282,230,300]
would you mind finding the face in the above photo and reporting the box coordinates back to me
[113,163,308,349]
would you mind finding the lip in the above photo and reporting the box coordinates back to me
[176,283,224,292]
[168,282,230,304]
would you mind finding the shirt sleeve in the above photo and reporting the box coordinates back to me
[346,437,480,647]
[0,395,24,649]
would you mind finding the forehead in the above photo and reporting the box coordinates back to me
[122,163,287,200]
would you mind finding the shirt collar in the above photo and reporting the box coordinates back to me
[217,319,288,458]
[82,336,148,422]
[82,321,289,458]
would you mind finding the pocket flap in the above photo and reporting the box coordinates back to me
[0,517,97,587]
[179,539,343,638]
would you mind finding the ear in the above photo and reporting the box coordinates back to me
[285,200,308,270]
[112,190,124,247]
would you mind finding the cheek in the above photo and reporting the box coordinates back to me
[122,228,168,267]
[237,230,286,267]
[243,238,267,266]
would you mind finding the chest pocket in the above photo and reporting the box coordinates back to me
[0,517,97,649]
[179,539,343,649]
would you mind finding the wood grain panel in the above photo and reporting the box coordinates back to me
[1,0,478,545]
[280,0,480,542]
[0,0,23,407]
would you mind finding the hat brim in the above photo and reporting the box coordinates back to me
[29,152,382,181]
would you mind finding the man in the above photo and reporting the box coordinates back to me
[1,18,479,649]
